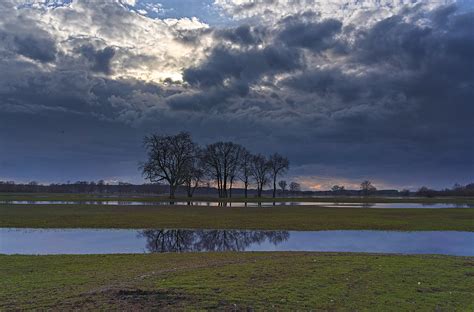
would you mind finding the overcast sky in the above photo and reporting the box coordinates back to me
[0,0,473,190]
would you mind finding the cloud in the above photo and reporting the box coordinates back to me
[214,0,456,25]
[0,0,472,188]
[276,15,342,51]
[214,24,266,45]
[0,10,57,62]
[76,44,116,75]
[183,45,302,87]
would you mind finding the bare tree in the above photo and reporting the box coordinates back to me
[228,146,244,198]
[360,180,377,196]
[331,185,345,194]
[268,153,289,198]
[184,149,204,197]
[238,149,253,198]
[400,189,410,197]
[278,180,287,196]
[202,142,243,198]
[250,154,271,197]
[141,132,197,199]
[416,186,435,197]
[289,181,301,195]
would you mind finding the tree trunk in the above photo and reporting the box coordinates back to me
[244,182,248,198]
[223,173,227,198]
[187,184,192,197]
[190,181,198,198]
[169,185,176,200]
[272,176,277,198]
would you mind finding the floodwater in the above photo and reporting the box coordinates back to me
[1,228,472,256]
[0,200,472,208]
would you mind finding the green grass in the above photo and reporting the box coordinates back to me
[1,204,473,231]
[1,192,474,203]
[2,195,473,310]
[1,252,473,310]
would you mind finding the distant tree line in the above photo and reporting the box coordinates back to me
[329,181,474,197]
[1,179,472,197]
[414,183,474,198]
[0,180,162,194]
[141,132,290,199]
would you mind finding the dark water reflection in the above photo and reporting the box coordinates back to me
[139,229,289,252]
[1,228,473,256]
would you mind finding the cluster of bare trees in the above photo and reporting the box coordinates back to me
[331,180,378,196]
[141,132,290,199]
[360,180,377,196]
[278,180,301,195]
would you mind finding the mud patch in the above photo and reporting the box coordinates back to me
[65,288,191,310]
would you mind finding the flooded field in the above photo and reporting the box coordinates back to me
[1,200,472,208]
[1,228,472,256]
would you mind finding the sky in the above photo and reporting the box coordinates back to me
[0,0,473,190]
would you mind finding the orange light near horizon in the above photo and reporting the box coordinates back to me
[294,176,392,191]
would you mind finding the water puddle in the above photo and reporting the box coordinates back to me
[1,228,472,256]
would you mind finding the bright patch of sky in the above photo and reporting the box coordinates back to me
[17,0,232,26]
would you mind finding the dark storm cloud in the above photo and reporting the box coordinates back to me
[214,24,265,45]
[179,4,473,187]
[431,4,458,26]
[0,18,57,63]
[183,45,302,88]
[351,7,474,115]
[176,38,304,111]
[276,16,342,51]
[77,44,116,75]
[353,16,432,69]
[280,6,474,152]
[282,68,362,102]
[11,32,57,63]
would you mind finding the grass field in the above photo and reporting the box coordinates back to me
[1,204,473,231]
[1,252,473,310]
[2,194,473,310]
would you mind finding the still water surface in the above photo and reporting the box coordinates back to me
[0,200,472,208]
[1,228,472,256]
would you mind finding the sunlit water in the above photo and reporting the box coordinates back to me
[1,228,472,256]
[0,200,472,208]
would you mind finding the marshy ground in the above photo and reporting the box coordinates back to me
[1,194,473,310]
[1,253,473,310]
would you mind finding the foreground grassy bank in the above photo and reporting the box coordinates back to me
[1,192,474,204]
[1,204,473,231]
[1,253,472,310]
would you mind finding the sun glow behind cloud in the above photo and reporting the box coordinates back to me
[9,0,211,84]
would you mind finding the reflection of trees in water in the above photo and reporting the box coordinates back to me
[195,230,289,251]
[138,229,289,253]
[138,229,196,252]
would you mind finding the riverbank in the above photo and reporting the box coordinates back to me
[1,252,472,310]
